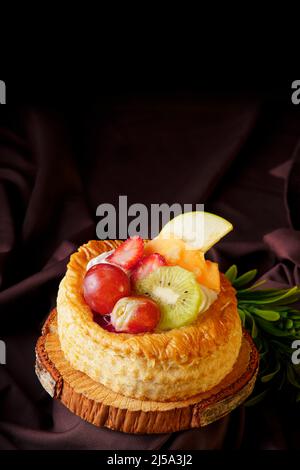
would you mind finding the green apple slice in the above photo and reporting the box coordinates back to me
[158,211,233,252]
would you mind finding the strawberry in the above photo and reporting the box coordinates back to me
[107,236,144,270]
[131,253,167,283]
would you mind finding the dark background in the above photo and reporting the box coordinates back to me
[1,79,300,449]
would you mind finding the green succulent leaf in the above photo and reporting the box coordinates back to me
[238,308,246,327]
[232,269,258,288]
[250,308,281,322]
[261,361,281,383]
[255,318,292,337]
[226,264,300,406]
[225,265,238,283]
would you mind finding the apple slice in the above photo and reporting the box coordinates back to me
[158,211,233,252]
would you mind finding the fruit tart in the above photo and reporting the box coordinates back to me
[57,212,242,402]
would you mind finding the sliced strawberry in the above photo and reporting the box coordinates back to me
[107,236,144,270]
[131,253,167,283]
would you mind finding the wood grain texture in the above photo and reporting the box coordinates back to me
[36,309,259,434]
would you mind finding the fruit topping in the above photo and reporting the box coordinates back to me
[107,236,144,270]
[83,263,131,315]
[158,211,233,252]
[198,284,218,312]
[144,237,186,264]
[135,266,203,330]
[93,313,119,333]
[110,296,161,333]
[131,253,167,284]
[197,259,220,292]
[86,249,114,271]
[145,237,220,291]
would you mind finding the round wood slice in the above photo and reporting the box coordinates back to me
[35,309,259,434]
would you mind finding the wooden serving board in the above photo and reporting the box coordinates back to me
[35,309,259,434]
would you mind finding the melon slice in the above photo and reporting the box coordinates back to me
[145,238,220,291]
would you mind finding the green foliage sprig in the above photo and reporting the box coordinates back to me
[225,265,300,405]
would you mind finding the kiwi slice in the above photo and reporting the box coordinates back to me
[135,266,203,330]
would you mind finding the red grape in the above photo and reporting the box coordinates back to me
[83,264,130,315]
[111,296,161,333]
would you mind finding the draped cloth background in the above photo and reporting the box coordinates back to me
[1,94,300,449]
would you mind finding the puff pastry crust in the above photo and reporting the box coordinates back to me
[57,240,242,401]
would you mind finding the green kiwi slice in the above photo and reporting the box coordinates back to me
[135,266,203,330]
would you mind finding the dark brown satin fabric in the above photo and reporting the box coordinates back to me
[1,96,300,449]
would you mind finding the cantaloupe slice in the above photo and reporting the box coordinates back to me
[144,238,186,264]
[197,260,220,292]
[144,238,220,291]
